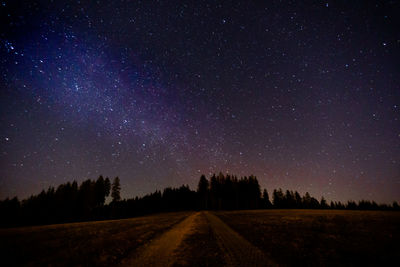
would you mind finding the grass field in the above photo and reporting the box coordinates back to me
[0,210,399,266]
[216,210,400,266]
[0,212,192,266]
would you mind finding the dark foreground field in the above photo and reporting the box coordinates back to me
[0,210,399,266]
[215,210,400,266]
[0,212,192,266]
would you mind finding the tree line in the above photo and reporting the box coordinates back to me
[0,173,398,227]
[0,176,121,227]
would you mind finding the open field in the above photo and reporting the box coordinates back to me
[216,210,400,266]
[1,210,399,266]
[0,212,192,266]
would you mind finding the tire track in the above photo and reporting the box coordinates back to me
[120,212,199,267]
[204,211,276,267]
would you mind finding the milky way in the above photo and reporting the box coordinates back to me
[1,1,399,203]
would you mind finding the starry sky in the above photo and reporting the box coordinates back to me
[1,0,399,203]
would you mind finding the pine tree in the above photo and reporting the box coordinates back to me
[197,175,209,209]
[263,189,272,208]
[111,177,121,202]
[320,196,328,209]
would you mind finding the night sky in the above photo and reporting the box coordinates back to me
[1,1,399,203]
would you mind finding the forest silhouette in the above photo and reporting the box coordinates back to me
[1,173,398,227]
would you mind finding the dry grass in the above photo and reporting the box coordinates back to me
[0,212,192,266]
[215,209,400,266]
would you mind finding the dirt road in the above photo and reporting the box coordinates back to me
[120,212,199,266]
[121,211,275,266]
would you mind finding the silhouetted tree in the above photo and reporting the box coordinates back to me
[197,175,209,209]
[262,189,272,208]
[320,196,328,209]
[272,188,284,208]
[111,177,121,203]
[249,175,262,209]
[285,190,296,208]
[294,191,303,208]
[1,172,398,228]
[346,200,357,209]
[95,176,111,206]
[302,192,312,208]
[209,174,218,209]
